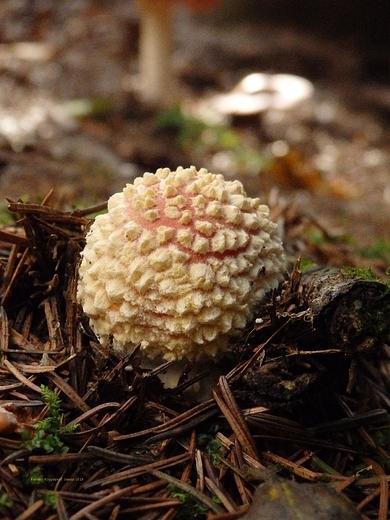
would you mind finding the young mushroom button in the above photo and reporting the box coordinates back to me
[77,166,287,362]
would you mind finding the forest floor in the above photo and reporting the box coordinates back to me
[0,2,389,519]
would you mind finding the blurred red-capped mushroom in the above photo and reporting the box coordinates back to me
[137,0,220,106]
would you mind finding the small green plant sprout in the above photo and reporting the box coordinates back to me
[197,430,224,467]
[206,438,224,467]
[0,484,12,512]
[42,491,57,509]
[26,465,44,486]
[167,485,208,519]
[21,385,78,454]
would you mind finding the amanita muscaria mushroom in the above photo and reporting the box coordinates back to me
[77,166,286,362]
[137,0,220,105]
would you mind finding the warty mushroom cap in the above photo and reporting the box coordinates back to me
[77,166,286,361]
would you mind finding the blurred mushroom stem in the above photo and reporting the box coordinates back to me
[137,0,177,106]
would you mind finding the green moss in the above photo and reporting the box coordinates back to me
[340,269,390,338]
[361,239,390,264]
[155,105,267,175]
[306,229,326,245]
[341,266,383,284]
[155,103,207,146]
[299,259,318,272]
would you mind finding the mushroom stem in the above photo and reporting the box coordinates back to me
[138,0,176,106]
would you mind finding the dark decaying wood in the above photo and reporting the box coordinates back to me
[300,266,390,355]
[231,262,390,418]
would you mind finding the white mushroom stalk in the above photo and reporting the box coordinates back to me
[77,166,287,362]
[137,0,220,106]
[137,0,175,106]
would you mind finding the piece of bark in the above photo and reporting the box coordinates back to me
[233,266,390,415]
[300,267,390,355]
